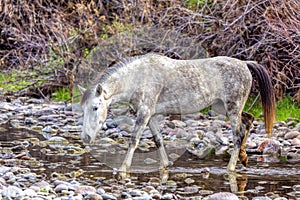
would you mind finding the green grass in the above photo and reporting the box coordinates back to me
[51,87,82,102]
[51,88,71,102]
[245,95,300,122]
[0,71,44,93]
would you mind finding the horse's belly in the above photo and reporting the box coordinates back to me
[155,95,214,115]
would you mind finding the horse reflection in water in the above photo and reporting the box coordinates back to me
[79,53,276,179]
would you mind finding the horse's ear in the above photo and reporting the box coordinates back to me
[78,85,86,94]
[95,84,102,97]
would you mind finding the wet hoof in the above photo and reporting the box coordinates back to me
[118,170,129,180]
[118,165,129,180]
[159,168,169,184]
[239,151,248,167]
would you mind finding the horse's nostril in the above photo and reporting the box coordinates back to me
[82,134,91,143]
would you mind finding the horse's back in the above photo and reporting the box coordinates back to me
[146,54,253,115]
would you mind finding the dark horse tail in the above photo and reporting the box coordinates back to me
[246,62,276,137]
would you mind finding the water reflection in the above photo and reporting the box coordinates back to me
[1,125,300,199]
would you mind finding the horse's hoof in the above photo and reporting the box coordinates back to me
[239,152,248,167]
[241,159,248,167]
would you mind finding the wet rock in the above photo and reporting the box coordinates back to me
[120,192,131,199]
[161,193,173,200]
[184,185,199,194]
[129,189,143,197]
[101,193,117,200]
[284,131,300,139]
[26,98,43,104]
[144,158,158,165]
[293,184,300,191]
[85,193,103,200]
[75,185,96,195]
[258,139,281,155]
[42,126,53,133]
[252,197,272,200]
[203,192,239,200]
[171,120,186,128]
[207,110,216,117]
[273,197,288,200]
[23,188,37,197]
[38,114,60,121]
[141,129,153,139]
[184,178,195,184]
[150,190,161,199]
[293,123,300,131]
[105,119,118,129]
[246,138,257,148]
[187,145,215,159]
[1,185,24,198]
[291,138,300,146]
[0,166,11,175]
[61,125,82,132]
[24,117,37,125]
[54,183,69,193]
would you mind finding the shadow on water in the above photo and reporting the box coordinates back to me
[0,124,300,199]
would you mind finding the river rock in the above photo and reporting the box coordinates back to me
[252,197,272,200]
[24,117,36,125]
[284,131,300,139]
[171,120,186,128]
[54,183,69,193]
[203,192,239,200]
[161,193,173,200]
[258,139,281,155]
[23,188,37,197]
[101,193,117,200]
[1,185,24,198]
[85,193,103,200]
[291,138,300,146]
[75,185,96,195]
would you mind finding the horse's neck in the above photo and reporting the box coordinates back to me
[102,70,137,103]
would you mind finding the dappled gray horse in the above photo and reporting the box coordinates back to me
[80,53,276,174]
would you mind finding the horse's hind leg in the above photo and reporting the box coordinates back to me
[239,112,254,167]
[227,111,243,172]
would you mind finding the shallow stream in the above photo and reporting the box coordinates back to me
[1,124,299,199]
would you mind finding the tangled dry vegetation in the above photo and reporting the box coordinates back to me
[0,0,299,104]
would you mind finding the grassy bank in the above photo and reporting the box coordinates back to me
[244,95,300,122]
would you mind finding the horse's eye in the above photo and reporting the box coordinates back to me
[92,106,98,111]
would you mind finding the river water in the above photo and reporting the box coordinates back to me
[1,124,299,199]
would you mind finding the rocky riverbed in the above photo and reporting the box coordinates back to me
[0,97,300,200]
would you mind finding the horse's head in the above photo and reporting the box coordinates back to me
[80,84,110,143]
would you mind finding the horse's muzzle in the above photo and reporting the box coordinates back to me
[81,133,92,143]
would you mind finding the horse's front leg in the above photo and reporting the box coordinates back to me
[149,115,169,169]
[119,105,152,177]
[149,115,170,183]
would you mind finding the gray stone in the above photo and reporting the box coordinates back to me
[25,117,36,124]
[161,193,173,200]
[203,192,239,200]
[101,193,117,200]
[252,197,272,200]
[284,131,300,139]
[54,183,69,193]
[1,185,24,198]
[42,126,53,133]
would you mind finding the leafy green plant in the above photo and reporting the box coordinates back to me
[245,95,300,122]
[51,88,71,102]
[51,87,82,102]
[184,0,209,10]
